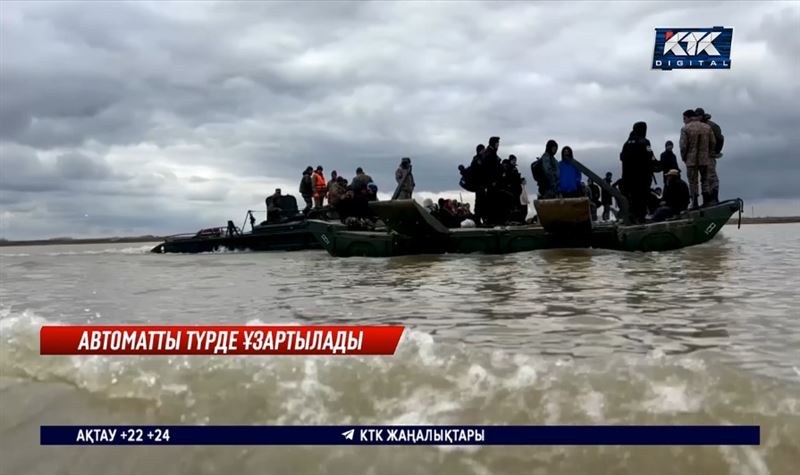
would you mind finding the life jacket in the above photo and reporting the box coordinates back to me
[312,172,327,196]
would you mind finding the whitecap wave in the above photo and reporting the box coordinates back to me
[1,244,157,257]
[1,308,799,474]
[44,245,156,256]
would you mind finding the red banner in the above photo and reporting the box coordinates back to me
[40,325,404,355]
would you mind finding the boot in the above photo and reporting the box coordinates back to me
[707,189,719,206]
[691,195,700,210]
[701,192,711,207]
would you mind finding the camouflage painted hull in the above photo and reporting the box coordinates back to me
[151,220,320,254]
[308,199,742,258]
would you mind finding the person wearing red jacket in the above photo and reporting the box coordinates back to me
[312,165,327,208]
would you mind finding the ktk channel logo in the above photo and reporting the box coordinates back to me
[652,27,733,70]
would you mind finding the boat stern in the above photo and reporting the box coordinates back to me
[617,199,742,252]
[306,220,342,256]
[696,198,743,241]
[307,220,401,257]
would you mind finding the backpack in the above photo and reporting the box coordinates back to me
[530,157,545,185]
[459,165,479,192]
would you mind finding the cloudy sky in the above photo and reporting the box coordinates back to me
[1,1,798,239]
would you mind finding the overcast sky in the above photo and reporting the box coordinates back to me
[1,1,798,239]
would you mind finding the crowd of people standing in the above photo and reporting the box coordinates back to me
[265,158,416,223]
[458,107,724,226]
[614,107,723,223]
[458,137,530,225]
[266,107,723,228]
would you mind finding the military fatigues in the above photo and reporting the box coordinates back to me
[393,167,415,199]
[680,121,718,202]
[706,119,724,155]
[327,182,345,207]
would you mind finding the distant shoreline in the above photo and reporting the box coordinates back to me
[2,217,798,247]
[0,236,164,247]
[727,217,800,225]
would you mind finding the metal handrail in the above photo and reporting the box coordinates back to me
[570,157,631,225]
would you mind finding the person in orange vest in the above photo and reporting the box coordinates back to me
[312,165,327,208]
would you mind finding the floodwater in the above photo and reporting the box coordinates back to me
[1,224,799,475]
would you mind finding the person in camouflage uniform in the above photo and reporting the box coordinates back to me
[695,107,724,158]
[680,109,718,208]
[392,157,415,200]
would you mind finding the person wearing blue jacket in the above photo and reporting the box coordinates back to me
[558,146,583,198]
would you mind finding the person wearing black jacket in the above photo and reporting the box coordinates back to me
[299,166,314,213]
[481,137,503,225]
[502,155,523,222]
[470,144,487,224]
[652,169,690,221]
[505,155,523,197]
[601,172,614,220]
[660,141,679,184]
[648,187,662,215]
[620,122,660,224]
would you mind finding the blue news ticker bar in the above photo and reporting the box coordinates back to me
[41,425,760,446]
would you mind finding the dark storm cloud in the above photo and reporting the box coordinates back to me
[0,1,797,239]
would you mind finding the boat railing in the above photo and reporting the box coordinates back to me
[163,233,199,242]
[570,157,631,225]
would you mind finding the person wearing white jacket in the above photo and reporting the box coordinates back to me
[519,177,530,221]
